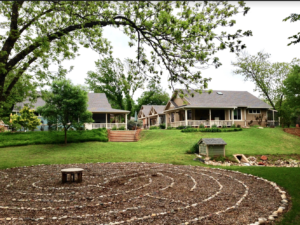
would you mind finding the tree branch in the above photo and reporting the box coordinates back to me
[19,8,54,34]
[2,56,38,102]
[7,20,128,72]
[0,1,24,62]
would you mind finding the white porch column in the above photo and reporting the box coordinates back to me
[185,109,188,126]
[209,109,211,127]
[232,109,234,125]
[157,115,159,125]
[165,114,168,129]
[273,110,275,123]
[106,113,108,129]
[125,114,127,130]
[244,109,246,127]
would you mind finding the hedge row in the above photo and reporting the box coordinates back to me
[181,128,243,133]
[0,128,108,147]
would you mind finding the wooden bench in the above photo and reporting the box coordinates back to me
[61,168,84,183]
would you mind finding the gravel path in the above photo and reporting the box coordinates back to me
[0,163,288,224]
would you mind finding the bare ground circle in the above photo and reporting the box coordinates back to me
[0,163,288,224]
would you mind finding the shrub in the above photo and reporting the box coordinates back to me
[213,155,226,163]
[186,142,199,154]
[0,126,5,133]
[222,124,227,128]
[211,124,217,128]
[248,120,253,126]
[182,128,198,132]
[111,126,117,130]
[127,119,142,130]
[159,123,166,129]
[118,126,125,130]
[177,125,193,130]
[167,126,175,130]
[0,129,108,147]
[237,124,241,128]
[231,124,236,128]
[182,128,242,133]
[150,126,159,130]
[199,123,205,128]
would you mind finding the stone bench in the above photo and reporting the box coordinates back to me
[61,168,84,183]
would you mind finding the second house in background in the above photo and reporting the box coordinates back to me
[138,105,166,129]
[164,90,278,128]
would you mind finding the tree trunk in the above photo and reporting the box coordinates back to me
[64,128,67,144]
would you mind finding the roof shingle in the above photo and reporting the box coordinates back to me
[151,105,165,114]
[177,90,271,109]
[14,93,129,113]
[198,138,227,145]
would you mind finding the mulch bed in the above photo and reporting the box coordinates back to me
[0,163,288,224]
[283,128,300,137]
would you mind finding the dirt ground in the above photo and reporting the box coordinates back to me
[0,163,288,224]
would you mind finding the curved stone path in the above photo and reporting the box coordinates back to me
[0,163,288,224]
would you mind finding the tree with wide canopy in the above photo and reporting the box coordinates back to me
[0,1,252,117]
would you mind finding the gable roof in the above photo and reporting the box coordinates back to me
[13,92,45,111]
[170,90,271,109]
[13,93,129,114]
[151,105,165,115]
[86,93,129,113]
[140,105,152,116]
[198,138,227,145]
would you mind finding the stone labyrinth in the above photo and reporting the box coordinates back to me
[0,163,288,224]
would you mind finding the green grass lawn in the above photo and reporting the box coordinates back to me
[0,128,299,224]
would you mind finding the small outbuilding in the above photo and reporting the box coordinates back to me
[197,138,227,157]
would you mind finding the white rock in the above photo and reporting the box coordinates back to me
[268,216,275,220]
[258,218,266,224]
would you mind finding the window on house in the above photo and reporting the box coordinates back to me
[249,109,261,114]
[234,109,241,120]
[171,113,174,122]
[188,110,192,120]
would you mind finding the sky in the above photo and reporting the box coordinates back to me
[58,1,300,101]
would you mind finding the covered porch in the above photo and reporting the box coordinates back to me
[85,110,129,130]
[165,108,239,128]
[144,114,165,129]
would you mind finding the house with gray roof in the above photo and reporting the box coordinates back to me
[164,89,277,128]
[13,93,130,131]
[138,105,166,128]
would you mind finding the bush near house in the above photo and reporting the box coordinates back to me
[159,123,166,129]
[181,128,243,132]
[0,128,108,147]
[149,126,159,130]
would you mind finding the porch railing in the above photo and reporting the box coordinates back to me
[210,120,233,127]
[168,120,233,128]
[92,123,126,129]
[168,121,186,127]
[267,120,279,126]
